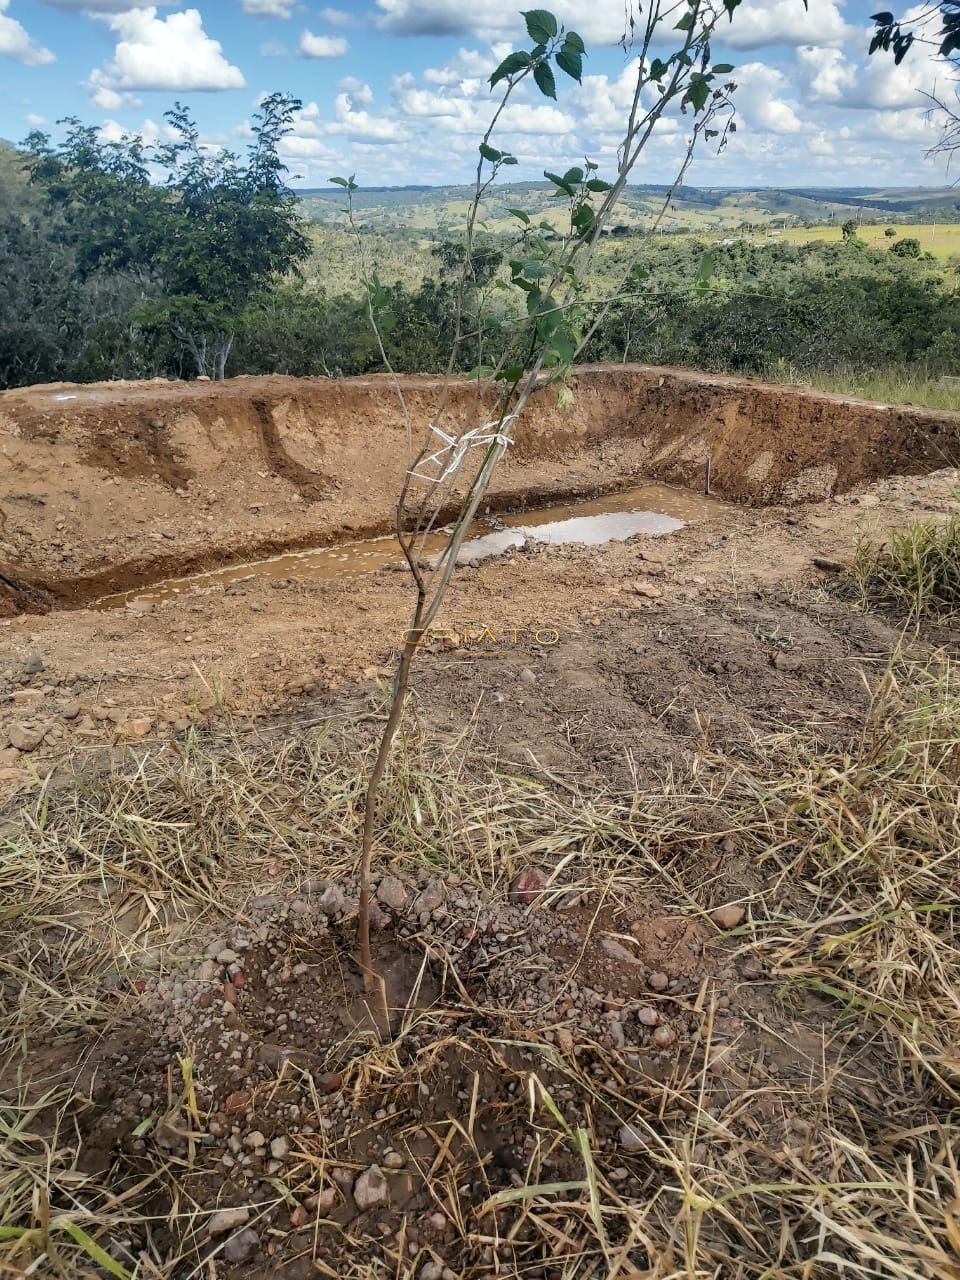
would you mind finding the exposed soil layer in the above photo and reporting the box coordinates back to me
[2,364,958,613]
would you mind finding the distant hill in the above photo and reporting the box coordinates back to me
[301,181,960,235]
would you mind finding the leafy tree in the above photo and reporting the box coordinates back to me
[23,93,310,379]
[842,218,859,240]
[891,235,922,256]
[885,226,898,236]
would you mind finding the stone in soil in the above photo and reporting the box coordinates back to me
[376,875,408,911]
[353,1164,389,1211]
[208,1206,250,1236]
[711,903,746,930]
[648,971,670,991]
[223,1228,259,1264]
[509,869,546,904]
[620,1123,645,1152]
[601,937,641,964]
[8,723,45,752]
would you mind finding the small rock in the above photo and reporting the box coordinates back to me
[382,1150,405,1169]
[420,1264,444,1280]
[8,723,44,753]
[270,1135,290,1160]
[653,1024,677,1048]
[223,1228,258,1264]
[602,938,641,965]
[711,904,746,930]
[289,1204,309,1229]
[319,884,346,915]
[353,1164,389,1211]
[629,581,662,599]
[208,1206,250,1237]
[812,557,844,573]
[773,651,800,673]
[413,881,445,915]
[509,869,546,905]
[59,699,81,720]
[305,1187,336,1213]
[518,667,537,685]
[125,598,154,614]
[555,1027,574,1056]
[648,971,670,992]
[376,875,408,912]
[23,652,44,675]
[243,1130,266,1150]
[619,1123,645,1153]
[636,1006,660,1027]
[122,717,153,737]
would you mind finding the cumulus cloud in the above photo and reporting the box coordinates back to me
[795,45,857,101]
[339,75,374,104]
[734,62,804,132]
[327,89,405,140]
[40,0,168,10]
[721,0,850,49]
[299,30,348,57]
[88,8,245,96]
[0,0,55,65]
[375,0,633,45]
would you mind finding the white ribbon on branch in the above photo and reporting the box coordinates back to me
[407,414,517,486]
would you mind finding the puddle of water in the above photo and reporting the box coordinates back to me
[98,483,718,610]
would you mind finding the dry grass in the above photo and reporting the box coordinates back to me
[1,656,958,1277]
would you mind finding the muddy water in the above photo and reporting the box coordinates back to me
[99,483,719,609]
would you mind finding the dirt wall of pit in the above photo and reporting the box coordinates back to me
[1,364,957,613]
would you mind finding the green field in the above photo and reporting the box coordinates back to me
[778,221,960,258]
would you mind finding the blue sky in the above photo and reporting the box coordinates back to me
[1,0,954,188]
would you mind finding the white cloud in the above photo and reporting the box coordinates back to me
[299,30,349,57]
[320,6,354,24]
[722,0,850,50]
[795,45,857,101]
[0,0,55,65]
[243,0,295,16]
[259,39,288,56]
[734,62,804,132]
[327,89,405,140]
[88,8,245,95]
[375,0,633,45]
[339,75,374,104]
[91,85,142,109]
[25,111,46,125]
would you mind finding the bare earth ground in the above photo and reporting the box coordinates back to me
[1,369,959,1280]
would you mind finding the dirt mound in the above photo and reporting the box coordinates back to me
[2,365,957,614]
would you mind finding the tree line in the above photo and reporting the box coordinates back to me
[1,102,958,391]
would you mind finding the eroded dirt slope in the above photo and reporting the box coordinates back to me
[2,364,957,612]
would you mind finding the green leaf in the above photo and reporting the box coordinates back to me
[648,57,669,80]
[329,175,357,190]
[586,178,612,192]
[572,203,594,233]
[723,0,741,15]
[489,49,532,87]
[132,1113,155,1138]
[563,166,584,185]
[57,1220,133,1280]
[712,62,735,73]
[522,8,558,42]
[479,143,503,162]
[502,155,519,164]
[467,365,496,379]
[686,77,710,112]
[496,364,525,384]
[675,11,694,29]
[521,259,551,278]
[534,61,557,99]
[563,30,585,53]
[544,170,575,196]
[509,207,531,224]
[555,48,583,81]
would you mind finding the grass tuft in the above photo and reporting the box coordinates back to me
[851,512,960,619]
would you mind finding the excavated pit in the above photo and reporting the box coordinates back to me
[1,363,957,615]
